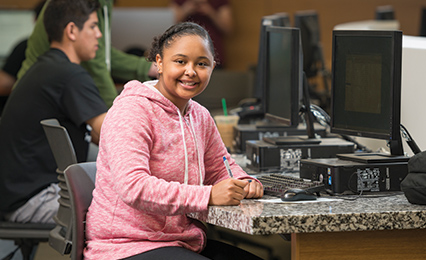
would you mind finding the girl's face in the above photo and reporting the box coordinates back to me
[155,35,215,113]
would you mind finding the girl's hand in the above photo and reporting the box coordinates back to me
[243,180,264,199]
[209,178,249,206]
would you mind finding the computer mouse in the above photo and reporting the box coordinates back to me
[281,188,317,201]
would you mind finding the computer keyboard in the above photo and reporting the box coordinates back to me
[257,174,325,196]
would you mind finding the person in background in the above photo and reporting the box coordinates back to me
[16,0,158,108]
[84,22,263,259]
[0,0,46,115]
[170,0,233,68]
[0,0,107,227]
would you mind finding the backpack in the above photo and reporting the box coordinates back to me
[400,151,426,205]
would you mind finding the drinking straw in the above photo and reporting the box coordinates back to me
[221,98,228,116]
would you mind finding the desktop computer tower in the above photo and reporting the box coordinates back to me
[245,138,355,172]
[299,158,408,194]
[234,124,327,153]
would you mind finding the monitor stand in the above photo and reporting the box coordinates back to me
[336,152,409,164]
[337,137,410,163]
[254,120,292,129]
[263,135,321,145]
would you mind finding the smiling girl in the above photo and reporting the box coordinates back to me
[84,22,263,260]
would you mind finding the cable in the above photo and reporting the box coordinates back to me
[335,192,402,201]
[299,105,372,152]
[310,104,331,126]
[400,124,422,154]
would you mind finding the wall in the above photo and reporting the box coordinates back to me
[3,0,425,71]
[121,0,426,71]
[400,36,426,155]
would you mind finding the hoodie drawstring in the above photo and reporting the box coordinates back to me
[177,110,203,186]
[177,110,189,184]
[103,5,111,71]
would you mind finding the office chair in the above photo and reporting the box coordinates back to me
[64,162,96,260]
[0,120,63,260]
[40,118,78,255]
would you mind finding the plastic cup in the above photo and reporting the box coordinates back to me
[214,115,239,153]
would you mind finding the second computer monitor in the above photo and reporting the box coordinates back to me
[330,30,404,161]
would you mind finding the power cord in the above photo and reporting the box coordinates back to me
[309,104,330,126]
[303,104,371,152]
[400,124,422,154]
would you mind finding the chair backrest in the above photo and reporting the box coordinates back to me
[40,118,77,255]
[40,118,77,172]
[64,162,96,260]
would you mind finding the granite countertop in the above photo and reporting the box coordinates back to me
[188,193,426,235]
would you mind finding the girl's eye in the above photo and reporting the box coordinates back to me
[198,62,208,67]
[175,60,185,64]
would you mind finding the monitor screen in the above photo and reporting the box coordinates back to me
[330,30,403,156]
[254,13,291,100]
[263,26,302,127]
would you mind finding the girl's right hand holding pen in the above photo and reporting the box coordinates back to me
[209,178,251,206]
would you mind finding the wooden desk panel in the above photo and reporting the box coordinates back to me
[291,229,426,260]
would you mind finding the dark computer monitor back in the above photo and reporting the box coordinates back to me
[330,30,404,161]
[375,5,395,20]
[261,27,320,145]
[420,7,426,36]
[294,10,321,79]
[263,26,302,127]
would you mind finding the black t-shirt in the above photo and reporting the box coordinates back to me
[2,39,27,78]
[0,49,108,212]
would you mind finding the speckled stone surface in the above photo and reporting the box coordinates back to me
[188,193,426,235]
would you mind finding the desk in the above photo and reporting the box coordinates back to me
[189,193,426,260]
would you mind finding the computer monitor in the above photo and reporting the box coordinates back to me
[420,7,426,36]
[330,30,406,163]
[253,13,291,100]
[263,26,301,127]
[375,5,395,20]
[261,26,319,145]
[293,10,321,79]
[294,10,331,112]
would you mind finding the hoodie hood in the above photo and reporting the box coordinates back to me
[117,80,193,116]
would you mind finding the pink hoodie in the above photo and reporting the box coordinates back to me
[84,80,257,259]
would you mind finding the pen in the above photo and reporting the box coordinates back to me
[223,156,233,178]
